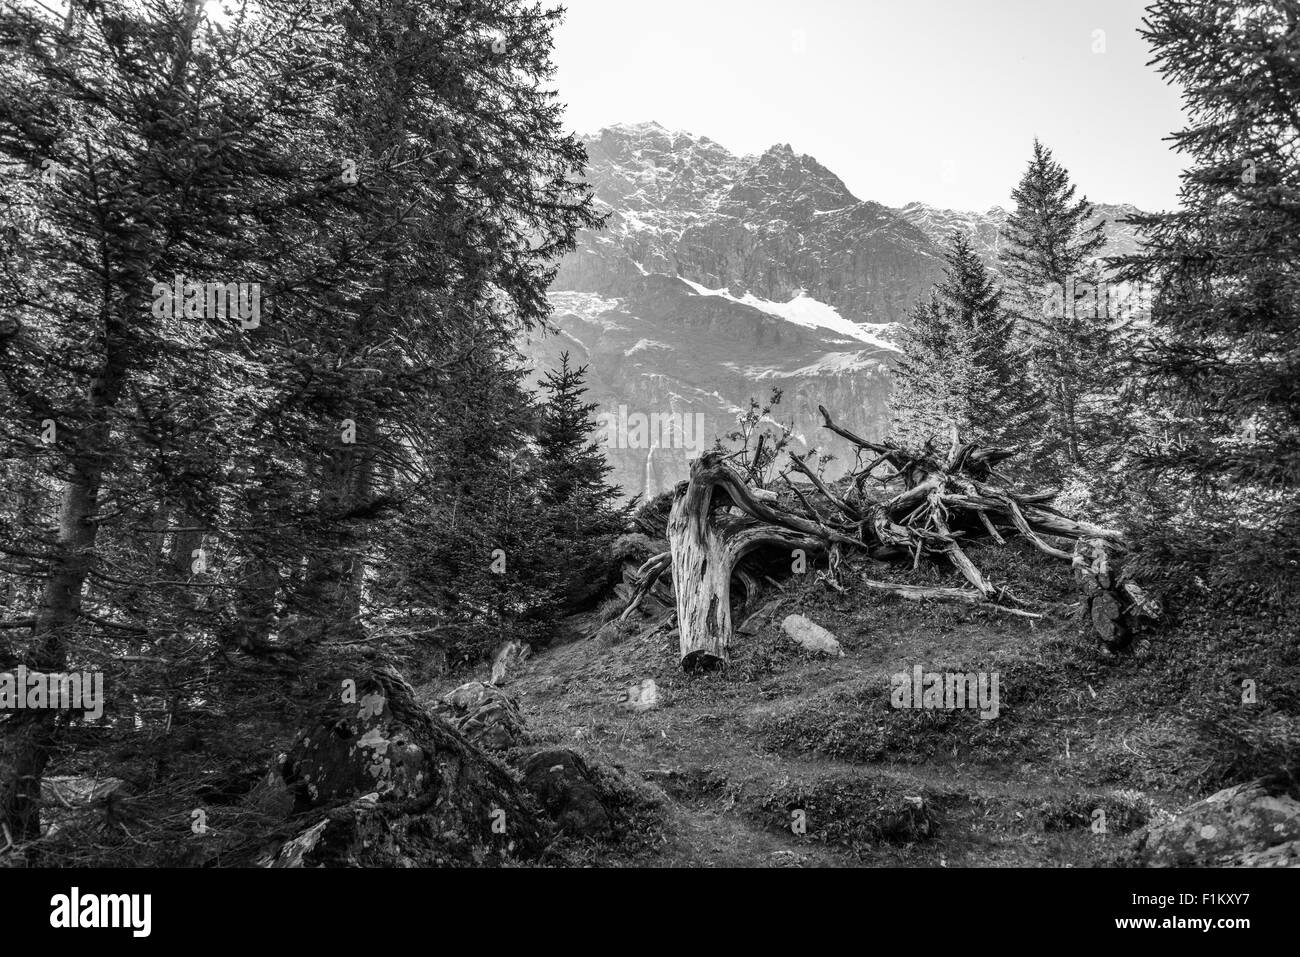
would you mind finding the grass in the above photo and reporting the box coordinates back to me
[431,539,1298,867]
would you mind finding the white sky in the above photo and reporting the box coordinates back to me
[552,0,1190,212]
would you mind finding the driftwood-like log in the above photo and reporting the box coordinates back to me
[636,405,1156,668]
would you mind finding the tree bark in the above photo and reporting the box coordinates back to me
[668,453,829,668]
[2,440,112,840]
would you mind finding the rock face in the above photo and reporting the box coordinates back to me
[897,201,1146,265]
[271,669,546,867]
[524,122,1146,500]
[1129,776,1300,867]
[781,614,844,657]
[438,681,528,751]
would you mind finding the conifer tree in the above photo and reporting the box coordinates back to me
[0,0,599,854]
[999,140,1114,475]
[890,233,1034,451]
[1115,0,1300,595]
[537,352,621,518]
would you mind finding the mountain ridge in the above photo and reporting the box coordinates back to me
[523,122,1145,499]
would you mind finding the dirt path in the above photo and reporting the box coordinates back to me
[440,583,1191,867]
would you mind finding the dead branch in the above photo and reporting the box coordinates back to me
[616,405,1154,667]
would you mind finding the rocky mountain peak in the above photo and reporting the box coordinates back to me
[527,123,1147,500]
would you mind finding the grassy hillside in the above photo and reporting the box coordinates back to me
[422,540,1299,867]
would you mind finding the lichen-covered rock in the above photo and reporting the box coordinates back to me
[514,749,613,840]
[1225,839,1300,867]
[781,614,844,657]
[269,668,546,867]
[1128,776,1300,867]
[438,681,527,750]
[284,681,430,809]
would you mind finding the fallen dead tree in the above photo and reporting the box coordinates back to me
[630,405,1159,669]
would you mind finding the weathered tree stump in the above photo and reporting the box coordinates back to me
[667,452,830,668]
[639,407,1159,669]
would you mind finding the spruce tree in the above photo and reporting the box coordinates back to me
[537,351,621,518]
[891,233,1034,451]
[999,140,1113,475]
[1115,0,1300,595]
[890,291,960,449]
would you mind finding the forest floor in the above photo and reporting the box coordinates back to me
[425,540,1288,867]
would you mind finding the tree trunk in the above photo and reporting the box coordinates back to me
[667,485,734,669]
[667,453,833,669]
[1,278,127,840]
[1060,379,1082,466]
[2,448,105,840]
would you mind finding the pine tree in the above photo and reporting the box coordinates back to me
[890,233,1033,451]
[890,292,960,449]
[1114,0,1300,596]
[536,352,621,517]
[999,140,1114,475]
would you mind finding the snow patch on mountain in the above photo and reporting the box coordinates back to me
[546,291,623,322]
[625,338,671,357]
[676,276,899,351]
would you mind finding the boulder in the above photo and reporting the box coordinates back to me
[269,668,546,867]
[514,749,612,840]
[438,680,528,750]
[781,614,844,657]
[1072,537,1160,651]
[1229,839,1300,867]
[1129,776,1300,867]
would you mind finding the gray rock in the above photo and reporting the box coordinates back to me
[268,669,548,867]
[514,749,612,839]
[621,678,659,712]
[781,614,844,657]
[1226,838,1300,867]
[1129,777,1300,867]
[439,681,527,750]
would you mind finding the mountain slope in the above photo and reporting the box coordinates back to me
[523,123,1145,499]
